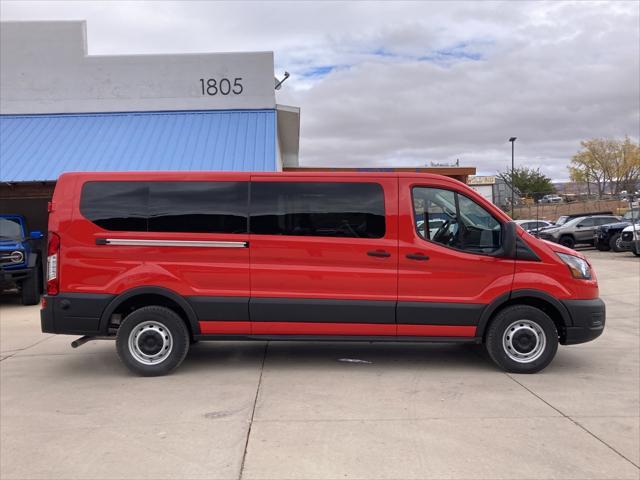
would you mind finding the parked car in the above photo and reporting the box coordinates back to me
[619,223,640,256]
[416,218,446,239]
[593,210,640,252]
[536,214,621,248]
[0,215,44,305]
[539,195,562,204]
[41,172,605,376]
[552,211,615,228]
[514,219,554,235]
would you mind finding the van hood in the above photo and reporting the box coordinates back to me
[540,238,587,260]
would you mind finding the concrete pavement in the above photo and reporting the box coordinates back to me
[1,250,638,479]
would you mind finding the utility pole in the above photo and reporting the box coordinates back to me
[509,137,517,218]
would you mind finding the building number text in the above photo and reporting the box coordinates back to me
[199,77,243,96]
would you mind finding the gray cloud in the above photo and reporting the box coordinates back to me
[2,0,638,179]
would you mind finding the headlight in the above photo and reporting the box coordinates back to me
[9,250,24,263]
[557,253,592,280]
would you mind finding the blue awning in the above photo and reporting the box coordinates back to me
[0,109,277,182]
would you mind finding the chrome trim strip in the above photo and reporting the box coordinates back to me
[103,239,248,248]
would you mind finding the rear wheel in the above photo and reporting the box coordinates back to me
[116,306,189,376]
[559,235,575,249]
[609,234,624,252]
[485,305,558,374]
[20,271,40,306]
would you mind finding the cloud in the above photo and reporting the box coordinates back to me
[1,0,638,179]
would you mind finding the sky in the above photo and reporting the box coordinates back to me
[1,1,639,180]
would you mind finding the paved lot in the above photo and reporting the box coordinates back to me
[1,250,638,480]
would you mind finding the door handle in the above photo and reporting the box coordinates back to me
[367,250,391,258]
[406,253,430,261]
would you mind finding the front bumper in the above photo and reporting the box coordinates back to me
[593,232,607,245]
[620,239,639,252]
[561,298,605,345]
[1,267,33,285]
[538,232,559,242]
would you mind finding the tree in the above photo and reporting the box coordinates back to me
[497,167,555,202]
[570,137,640,197]
[568,166,591,196]
[619,137,640,194]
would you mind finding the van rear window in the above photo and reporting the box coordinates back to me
[80,181,248,234]
[250,182,385,238]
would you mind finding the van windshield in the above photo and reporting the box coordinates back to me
[0,218,23,241]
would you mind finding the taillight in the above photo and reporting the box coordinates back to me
[47,232,60,295]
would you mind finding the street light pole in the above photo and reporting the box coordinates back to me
[509,137,517,218]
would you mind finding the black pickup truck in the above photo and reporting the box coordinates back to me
[594,210,640,251]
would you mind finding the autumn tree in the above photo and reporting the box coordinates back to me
[497,167,555,201]
[570,137,640,197]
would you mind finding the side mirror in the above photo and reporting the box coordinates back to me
[576,224,584,228]
[28,231,44,240]
[491,221,517,259]
[502,221,517,259]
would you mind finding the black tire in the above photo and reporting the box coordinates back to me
[485,305,559,374]
[20,271,40,306]
[595,241,610,251]
[609,234,624,252]
[633,245,640,257]
[559,235,575,249]
[116,306,190,376]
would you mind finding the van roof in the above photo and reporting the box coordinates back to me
[57,170,464,183]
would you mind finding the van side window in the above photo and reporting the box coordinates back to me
[80,182,148,231]
[250,182,385,238]
[413,187,502,254]
[148,182,248,233]
[80,181,248,234]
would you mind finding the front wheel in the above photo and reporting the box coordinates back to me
[485,305,558,373]
[609,234,624,252]
[116,306,190,376]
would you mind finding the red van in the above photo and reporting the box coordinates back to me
[41,172,605,376]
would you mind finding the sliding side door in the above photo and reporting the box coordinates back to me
[249,175,398,336]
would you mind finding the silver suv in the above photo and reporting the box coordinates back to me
[537,215,621,248]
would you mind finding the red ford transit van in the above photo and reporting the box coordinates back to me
[41,172,605,376]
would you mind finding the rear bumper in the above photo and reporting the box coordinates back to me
[41,293,115,335]
[561,298,605,345]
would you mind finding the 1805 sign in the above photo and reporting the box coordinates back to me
[199,77,243,96]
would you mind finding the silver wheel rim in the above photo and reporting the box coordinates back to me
[502,319,546,363]
[128,320,173,366]
[616,237,623,249]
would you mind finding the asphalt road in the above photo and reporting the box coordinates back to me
[1,249,638,480]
